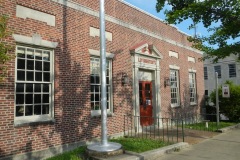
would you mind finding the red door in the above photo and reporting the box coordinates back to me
[139,81,153,126]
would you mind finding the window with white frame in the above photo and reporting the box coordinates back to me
[228,64,236,78]
[204,67,208,80]
[170,69,180,107]
[15,46,54,123]
[189,72,197,104]
[214,65,221,78]
[90,57,112,115]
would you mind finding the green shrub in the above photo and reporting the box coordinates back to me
[210,81,240,122]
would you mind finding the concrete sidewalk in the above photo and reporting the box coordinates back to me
[158,128,240,160]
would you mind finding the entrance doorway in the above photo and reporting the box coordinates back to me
[139,81,153,126]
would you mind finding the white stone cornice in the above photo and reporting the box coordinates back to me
[50,0,203,54]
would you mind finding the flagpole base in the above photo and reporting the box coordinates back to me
[87,142,122,158]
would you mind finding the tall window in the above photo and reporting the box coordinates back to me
[205,90,208,96]
[189,72,197,104]
[90,57,112,116]
[15,46,53,123]
[214,65,221,78]
[204,67,208,80]
[228,64,236,78]
[170,69,180,107]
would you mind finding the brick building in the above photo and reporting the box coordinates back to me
[0,0,204,159]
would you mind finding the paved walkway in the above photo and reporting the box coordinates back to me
[157,128,240,160]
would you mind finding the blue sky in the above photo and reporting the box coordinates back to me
[123,0,207,37]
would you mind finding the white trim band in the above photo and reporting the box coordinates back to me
[88,49,115,58]
[189,68,197,73]
[50,0,203,55]
[169,65,180,70]
[13,34,58,48]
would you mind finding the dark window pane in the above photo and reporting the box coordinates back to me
[95,86,100,92]
[44,62,50,71]
[27,49,34,59]
[16,94,24,104]
[25,94,33,104]
[26,83,33,92]
[35,55,42,60]
[90,75,94,83]
[16,83,24,92]
[34,84,41,92]
[139,83,142,90]
[91,85,94,92]
[96,76,100,84]
[95,94,100,101]
[27,71,34,81]
[17,53,25,58]
[35,72,42,81]
[34,105,41,115]
[95,103,100,110]
[43,72,50,82]
[43,84,49,92]
[106,77,109,84]
[27,54,34,59]
[34,94,41,103]
[27,60,34,70]
[16,106,24,117]
[145,84,150,90]
[35,61,42,71]
[17,59,25,69]
[17,71,25,80]
[145,91,150,98]
[91,94,94,101]
[42,105,49,114]
[25,105,33,116]
[35,50,42,60]
[43,94,49,103]
[91,103,94,110]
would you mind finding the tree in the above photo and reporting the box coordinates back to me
[210,81,240,122]
[0,15,12,82]
[156,0,240,62]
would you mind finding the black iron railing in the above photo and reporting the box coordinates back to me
[123,115,185,143]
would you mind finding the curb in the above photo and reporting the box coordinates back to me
[125,142,189,160]
[217,123,240,133]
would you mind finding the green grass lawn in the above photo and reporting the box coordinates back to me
[46,146,86,160]
[47,137,171,159]
[110,137,171,153]
[184,121,236,131]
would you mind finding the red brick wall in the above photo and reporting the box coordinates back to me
[0,0,204,158]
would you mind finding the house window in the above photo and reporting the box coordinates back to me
[189,72,197,104]
[228,64,236,78]
[15,46,54,124]
[205,90,208,96]
[204,67,208,80]
[214,65,221,78]
[170,69,180,107]
[90,57,112,116]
